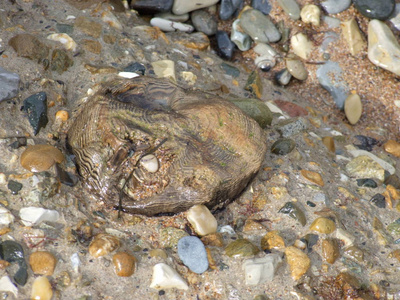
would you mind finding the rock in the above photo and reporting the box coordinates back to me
[323,15,341,28]
[74,16,102,38]
[285,54,308,80]
[101,10,123,30]
[19,207,59,227]
[285,246,310,280]
[191,10,217,36]
[343,246,364,262]
[216,30,235,60]
[123,62,146,75]
[322,136,335,153]
[316,61,349,109]
[9,34,50,61]
[291,33,312,60]
[47,33,77,52]
[22,92,48,135]
[228,98,273,128]
[321,0,351,14]
[310,217,336,234]
[131,0,173,14]
[112,252,136,277]
[29,251,57,276]
[279,202,306,226]
[31,276,52,300]
[172,31,210,50]
[335,228,355,247]
[321,238,340,264]
[0,67,19,102]
[177,236,208,274]
[275,68,292,85]
[261,231,285,250]
[220,0,243,20]
[390,3,400,30]
[276,0,300,20]
[88,234,120,258]
[387,219,400,236]
[271,138,295,155]
[344,93,362,125]
[242,254,282,285]
[56,23,74,34]
[160,227,189,248]
[51,49,73,74]
[341,18,366,56]
[253,43,277,71]
[150,17,194,33]
[300,4,321,26]
[368,20,400,76]
[139,154,159,173]
[239,9,281,43]
[385,174,400,189]
[0,240,28,286]
[275,117,308,137]
[150,263,188,290]
[225,239,260,257]
[0,276,18,298]
[7,180,22,195]
[151,60,176,81]
[244,70,263,98]
[383,140,400,157]
[201,233,224,247]
[370,193,386,208]
[187,204,217,236]
[20,145,64,173]
[353,135,379,151]
[172,0,219,15]
[220,62,240,77]
[55,110,69,122]
[356,178,377,188]
[274,100,308,117]
[230,19,252,51]
[353,0,395,20]
[346,150,395,175]
[251,0,271,15]
[0,207,14,226]
[155,12,190,22]
[346,156,384,181]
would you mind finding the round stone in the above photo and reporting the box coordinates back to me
[271,138,295,155]
[177,236,208,274]
[191,10,217,36]
[29,251,57,276]
[20,144,64,172]
[112,252,136,277]
[353,0,395,20]
[285,55,308,80]
[310,217,336,234]
[31,276,53,300]
[88,234,120,258]
[344,93,362,125]
[225,239,260,257]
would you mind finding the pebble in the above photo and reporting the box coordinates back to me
[322,136,335,153]
[20,144,64,173]
[55,110,69,122]
[225,239,260,257]
[242,254,282,285]
[0,207,14,226]
[187,204,217,236]
[230,20,252,51]
[0,276,18,298]
[160,227,188,248]
[316,61,349,109]
[344,93,362,125]
[387,219,400,236]
[29,251,57,276]
[275,68,292,86]
[271,138,295,155]
[149,249,168,259]
[253,43,277,71]
[383,140,400,157]
[47,33,77,52]
[172,0,219,15]
[112,252,136,277]
[274,100,308,117]
[0,240,28,286]
[239,9,281,43]
[56,23,74,34]
[310,217,336,234]
[291,33,312,60]
[370,193,386,208]
[172,31,210,50]
[353,0,395,20]
[216,30,235,60]
[88,234,120,258]
[150,263,188,290]
[177,236,208,274]
[300,4,321,27]
[220,62,240,77]
[0,67,20,102]
[285,54,308,80]
[261,231,285,250]
[285,246,310,280]
[335,228,355,247]
[228,98,273,129]
[323,15,341,28]
[70,252,80,273]
[353,135,378,152]
[347,150,394,175]
[8,34,50,61]
[151,60,176,81]
[22,92,48,135]
[74,16,102,38]
[155,12,190,22]
[390,4,400,30]
[344,246,364,262]
[123,62,146,75]
[279,202,306,226]
[81,39,102,54]
[244,70,262,98]
[275,117,308,137]
[251,0,271,15]
[19,207,60,226]
[276,0,300,20]
[140,154,159,173]
[150,17,194,33]
[301,170,324,187]
[201,233,224,247]
[341,18,366,56]
[321,238,340,264]
[7,180,22,195]
[356,178,377,188]
[321,0,351,14]
[368,20,400,76]
[130,0,173,14]
[51,48,73,74]
[101,10,123,30]
[191,10,217,36]
[31,276,53,300]
[219,0,242,20]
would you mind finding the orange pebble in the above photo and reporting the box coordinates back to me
[55,110,69,122]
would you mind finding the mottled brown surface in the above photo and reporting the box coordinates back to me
[68,76,267,215]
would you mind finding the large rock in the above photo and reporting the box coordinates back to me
[67,76,267,216]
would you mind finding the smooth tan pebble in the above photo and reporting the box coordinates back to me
[21,145,64,172]
[31,276,53,300]
[310,217,336,234]
[29,251,57,276]
[149,249,168,259]
[89,233,120,258]
[321,238,340,264]
[285,54,308,80]
[261,231,285,250]
[344,93,362,125]
[55,110,69,122]
[383,140,400,158]
[285,246,310,280]
[300,169,324,186]
[322,136,335,153]
[187,204,217,236]
[140,154,159,173]
[113,252,136,277]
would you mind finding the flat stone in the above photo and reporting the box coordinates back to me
[353,0,395,20]
[216,30,235,60]
[321,0,351,14]
[341,18,366,56]
[130,0,173,14]
[150,263,188,290]
[390,4,400,30]
[346,155,385,181]
[8,34,49,61]
[56,23,74,34]
[274,100,308,117]
[74,16,102,38]
[285,246,310,280]
[240,9,281,43]
[191,10,217,36]
[172,31,210,50]
[155,12,190,22]
[177,236,208,274]
[368,19,400,76]
[172,0,219,15]
[347,149,395,175]
[230,19,252,51]
[370,193,386,208]
[276,0,300,20]
[291,33,312,60]
[344,93,362,125]
[323,16,341,28]
[322,136,335,153]
[22,92,48,135]
[251,0,271,15]
[285,54,308,80]
[19,207,59,226]
[29,251,57,276]
[228,98,273,128]
[187,204,217,236]
[220,62,240,77]
[300,4,321,26]
[356,178,377,188]
[150,18,194,33]
[20,144,64,173]
[0,67,19,102]
[310,217,336,234]
[242,254,282,285]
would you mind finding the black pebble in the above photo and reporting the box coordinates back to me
[7,180,22,195]
[22,92,48,135]
[356,178,377,188]
[353,135,379,152]
[123,62,146,75]
[216,31,235,60]
[370,193,386,208]
[130,0,173,14]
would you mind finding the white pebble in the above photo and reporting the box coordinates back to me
[47,33,77,52]
[0,207,14,226]
[66,15,76,20]
[70,252,81,273]
[0,276,18,298]
[150,17,194,33]
[0,173,6,184]
[187,204,217,236]
[19,207,60,226]
[300,4,321,27]
[218,225,235,235]
[140,154,159,173]
[150,263,188,290]
[242,254,282,285]
[118,72,140,79]
[291,33,313,60]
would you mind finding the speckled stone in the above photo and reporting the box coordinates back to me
[275,117,308,137]
[239,9,281,43]
[345,155,385,181]
[353,0,395,20]
[177,236,208,274]
[285,246,310,280]
[310,217,336,234]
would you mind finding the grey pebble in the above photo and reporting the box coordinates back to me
[191,10,218,36]
[251,0,272,15]
[0,67,20,102]
[275,117,308,137]
[240,9,281,43]
[321,0,351,14]
[177,236,209,274]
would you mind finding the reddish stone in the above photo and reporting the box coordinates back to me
[274,100,308,117]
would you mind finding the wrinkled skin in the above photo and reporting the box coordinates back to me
[67,76,267,216]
